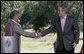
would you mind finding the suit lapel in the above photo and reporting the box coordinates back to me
[56,15,70,33]
[57,18,62,33]
[63,15,70,33]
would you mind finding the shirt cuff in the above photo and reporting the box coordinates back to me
[35,33,37,36]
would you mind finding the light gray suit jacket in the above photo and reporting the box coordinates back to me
[4,20,35,53]
[4,20,35,38]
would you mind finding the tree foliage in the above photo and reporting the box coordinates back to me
[1,1,83,33]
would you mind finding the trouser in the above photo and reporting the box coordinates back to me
[54,42,74,53]
[55,48,74,53]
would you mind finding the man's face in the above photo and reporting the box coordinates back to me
[57,6,66,17]
[14,13,21,20]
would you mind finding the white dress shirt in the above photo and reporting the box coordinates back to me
[60,14,67,32]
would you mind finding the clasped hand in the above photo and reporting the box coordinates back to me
[34,30,42,39]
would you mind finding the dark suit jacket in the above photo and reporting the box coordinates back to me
[41,15,80,50]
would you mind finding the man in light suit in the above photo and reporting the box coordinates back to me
[4,10,40,52]
[38,5,80,53]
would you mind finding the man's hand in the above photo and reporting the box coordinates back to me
[72,42,77,48]
[34,30,42,39]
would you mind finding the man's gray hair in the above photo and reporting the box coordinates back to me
[58,5,68,13]
[10,10,20,19]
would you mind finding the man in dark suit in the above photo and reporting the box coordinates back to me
[38,5,80,53]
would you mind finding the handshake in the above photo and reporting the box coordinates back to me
[34,30,42,39]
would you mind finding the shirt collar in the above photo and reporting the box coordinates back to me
[12,19,21,27]
[12,19,18,24]
[61,14,67,19]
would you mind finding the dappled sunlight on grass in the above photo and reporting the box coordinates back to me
[20,29,83,53]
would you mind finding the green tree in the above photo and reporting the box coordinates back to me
[1,1,83,35]
[1,1,24,36]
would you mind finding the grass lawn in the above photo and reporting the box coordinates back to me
[20,29,83,53]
